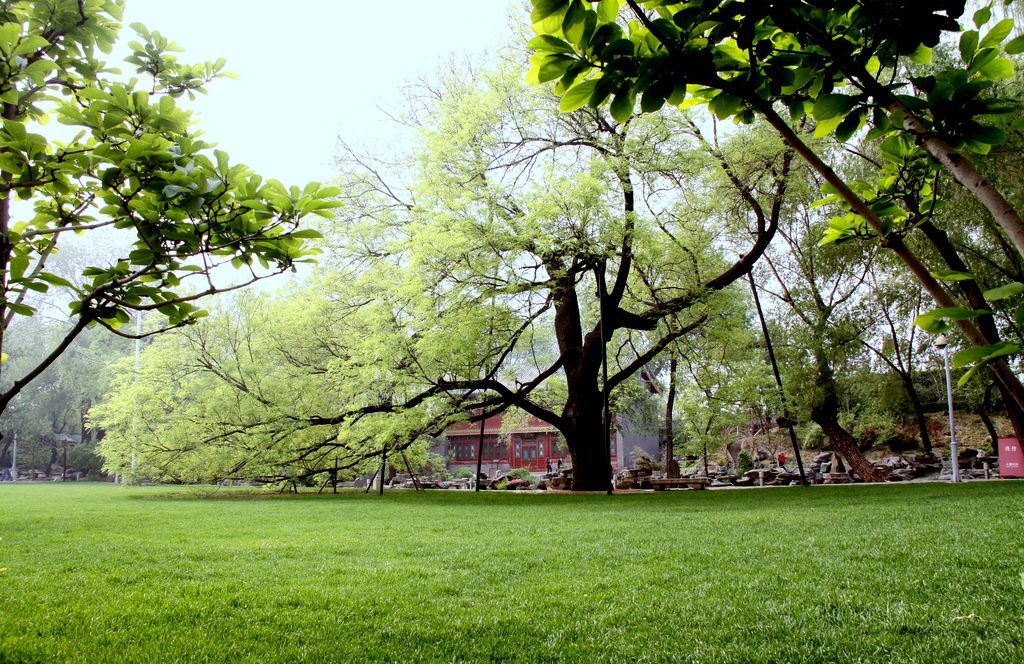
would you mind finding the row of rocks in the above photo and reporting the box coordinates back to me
[612,448,1006,489]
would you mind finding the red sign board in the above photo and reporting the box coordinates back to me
[998,437,1024,478]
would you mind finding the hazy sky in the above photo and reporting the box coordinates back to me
[119,1,518,187]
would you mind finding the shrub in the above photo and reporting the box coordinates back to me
[631,447,658,470]
[737,450,754,474]
[67,444,104,475]
[454,467,474,480]
[505,467,534,482]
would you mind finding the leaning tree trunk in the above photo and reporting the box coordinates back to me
[978,382,1001,451]
[663,355,679,478]
[898,372,932,451]
[810,354,886,483]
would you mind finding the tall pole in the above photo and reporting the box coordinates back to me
[11,430,16,482]
[936,334,960,482]
[747,272,807,485]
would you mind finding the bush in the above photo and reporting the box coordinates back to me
[67,444,104,475]
[453,467,474,480]
[505,467,534,482]
[737,450,754,474]
[631,447,658,470]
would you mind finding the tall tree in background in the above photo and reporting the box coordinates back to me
[757,190,887,482]
[0,0,337,417]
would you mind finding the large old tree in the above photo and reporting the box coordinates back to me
[330,66,794,490]
[97,63,796,490]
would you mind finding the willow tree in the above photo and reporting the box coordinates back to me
[329,61,793,491]
[0,0,337,418]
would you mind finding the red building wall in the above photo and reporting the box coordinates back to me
[444,414,617,473]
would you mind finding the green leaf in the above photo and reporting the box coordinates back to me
[960,30,979,63]
[4,301,36,317]
[954,342,1022,385]
[908,45,932,64]
[931,270,975,282]
[951,346,993,371]
[979,18,1014,49]
[534,54,574,83]
[288,229,323,239]
[834,108,865,142]
[978,57,1014,80]
[813,114,844,138]
[609,89,635,122]
[559,79,598,112]
[596,0,619,23]
[983,281,1024,300]
[1005,33,1024,55]
[879,135,909,163]
[531,0,569,23]
[36,272,74,288]
[974,5,992,28]
[914,307,989,333]
[708,92,741,120]
[812,93,857,121]
[528,35,576,54]
[562,0,587,43]
[8,254,28,281]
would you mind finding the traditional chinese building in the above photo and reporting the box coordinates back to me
[438,414,568,475]
[436,412,657,476]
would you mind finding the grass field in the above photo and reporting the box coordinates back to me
[0,482,1021,663]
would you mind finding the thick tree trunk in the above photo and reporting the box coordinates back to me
[810,353,886,483]
[562,386,611,491]
[549,267,612,492]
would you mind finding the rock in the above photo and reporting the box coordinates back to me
[886,468,914,482]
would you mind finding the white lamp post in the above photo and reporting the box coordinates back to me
[935,334,960,482]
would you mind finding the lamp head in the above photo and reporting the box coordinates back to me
[935,333,949,349]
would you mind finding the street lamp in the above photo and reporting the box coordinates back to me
[935,334,960,482]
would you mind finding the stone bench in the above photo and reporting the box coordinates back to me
[650,477,709,491]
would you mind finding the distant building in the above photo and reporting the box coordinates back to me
[436,413,660,476]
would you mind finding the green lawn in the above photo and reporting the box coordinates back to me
[0,482,1021,663]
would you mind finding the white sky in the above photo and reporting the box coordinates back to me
[119,1,518,187]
